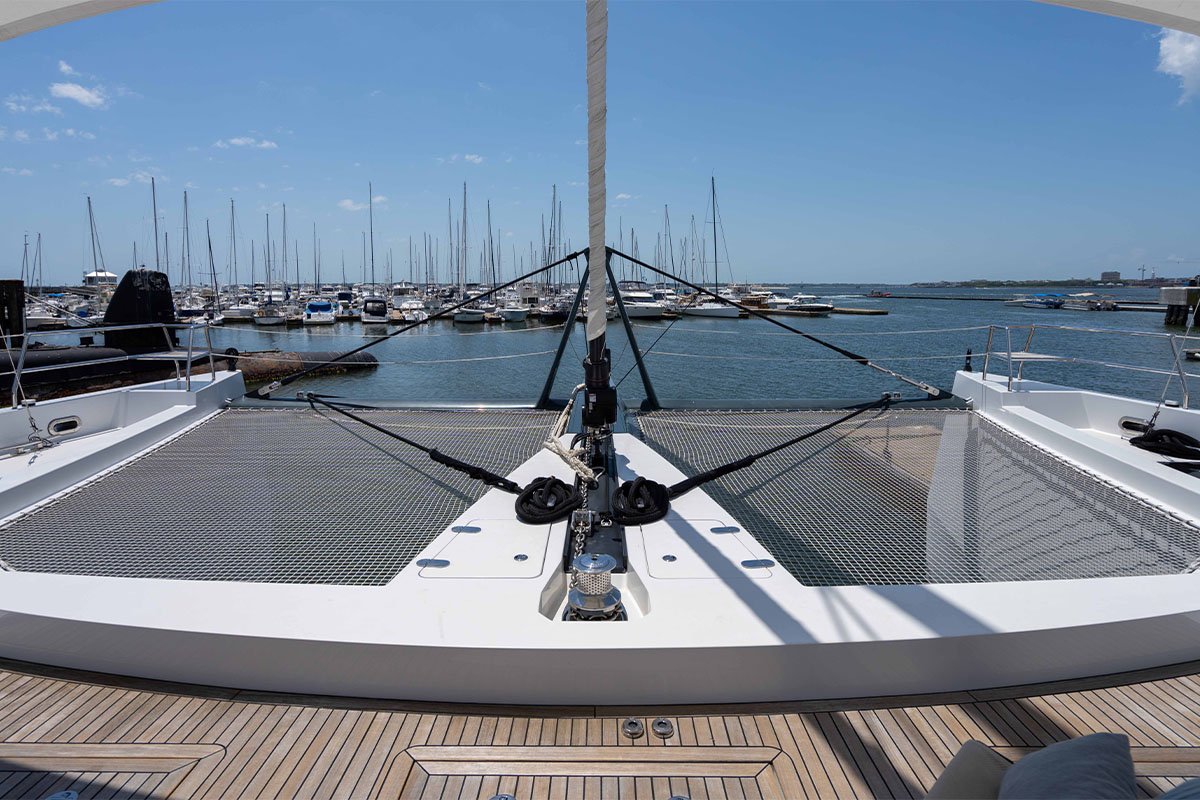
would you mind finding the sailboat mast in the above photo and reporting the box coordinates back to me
[183,191,192,289]
[230,199,238,288]
[583,0,611,421]
[206,219,221,310]
[281,204,288,298]
[151,176,160,270]
[461,183,467,294]
[711,176,718,294]
[368,183,376,292]
[87,197,99,275]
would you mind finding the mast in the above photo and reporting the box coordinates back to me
[711,176,718,294]
[151,176,160,270]
[281,204,288,299]
[313,223,318,287]
[206,219,221,311]
[461,182,467,295]
[183,191,192,290]
[583,0,611,422]
[264,213,272,306]
[230,199,238,288]
[368,183,376,293]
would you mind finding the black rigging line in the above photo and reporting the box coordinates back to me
[249,249,586,398]
[611,396,893,524]
[605,247,948,399]
[306,394,522,494]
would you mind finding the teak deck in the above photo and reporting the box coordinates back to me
[0,657,1199,799]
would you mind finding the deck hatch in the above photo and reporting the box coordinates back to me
[636,407,1200,586]
[0,407,556,585]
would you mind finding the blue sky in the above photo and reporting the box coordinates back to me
[1,0,1199,285]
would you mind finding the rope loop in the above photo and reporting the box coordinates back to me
[611,476,671,525]
[516,476,583,524]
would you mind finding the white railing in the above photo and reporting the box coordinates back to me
[4,322,217,406]
[981,324,1190,407]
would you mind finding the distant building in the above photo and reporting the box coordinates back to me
[1100,271,1121,282]
[82,270,118,287]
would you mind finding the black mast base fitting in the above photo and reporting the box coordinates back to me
[582,348,617,428]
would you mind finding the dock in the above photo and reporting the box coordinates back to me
[223,349,379,384]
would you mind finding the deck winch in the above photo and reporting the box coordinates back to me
[565,553,626,620]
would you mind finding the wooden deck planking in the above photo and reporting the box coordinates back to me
[0,659,1196,797]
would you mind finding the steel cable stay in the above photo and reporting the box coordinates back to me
[606,246,950,399]
[611,395,893,524]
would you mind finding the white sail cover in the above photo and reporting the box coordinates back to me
[0,0,161,42]
[1041,1,1200,37]
[585,0,607,344]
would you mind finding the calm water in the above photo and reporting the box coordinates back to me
[204,285,1193,406]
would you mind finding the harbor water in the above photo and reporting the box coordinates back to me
[203,285,1189,406]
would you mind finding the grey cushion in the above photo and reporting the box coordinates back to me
[926,740,1013,799]
[1160,778,1200,799]
[998,732,1135,799]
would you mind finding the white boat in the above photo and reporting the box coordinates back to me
[619,291,665,319]
[224,297,258,321]
[499,304,529,322]
[681,300,739,318]
[452,306,487,324]
[399,298,430,322]
[359,296,389,324]
[253,304,286,326]
[302,298,336,326]
[1064,293,1117,311]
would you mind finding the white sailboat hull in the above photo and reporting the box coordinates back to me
[681,304,739,318]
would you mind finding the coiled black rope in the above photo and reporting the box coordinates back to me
[516,476,583,524]
[611,396,893,525]
[307,394,522,494]
[611,476,671,526]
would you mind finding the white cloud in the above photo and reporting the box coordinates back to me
[184,181,197,189]
[368,89,382,97]
[257,182,267,189]
[615,193,632,201]
[338,195,386,211]
[13,130,29,143]
[282,186,295,192]
[1,167,33,176]
[214,136,277,149]
[568,180,584,187]
[49,82,108,109]
[1158,29,1200,102]
[477,81,492,91]
[5,93,61,114]
[42,128,58,141]
[464,153,484,164]
[58,60,79,77]
[574,139,585,146]
[107,170,156,187]
[186,146,199,151]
